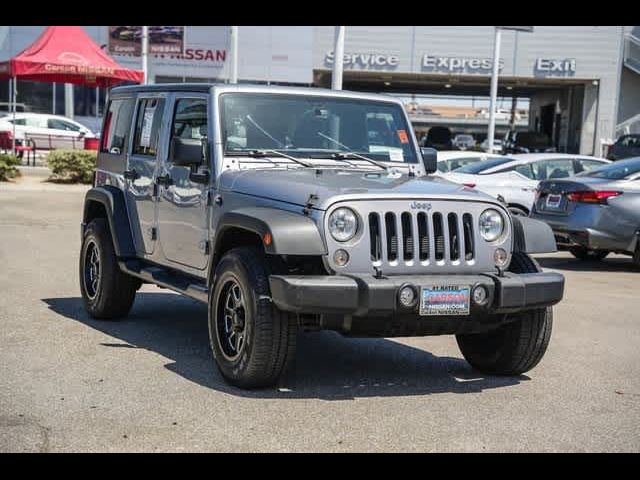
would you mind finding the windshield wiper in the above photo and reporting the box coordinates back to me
[238,149,314,168]
[317,132,388,171]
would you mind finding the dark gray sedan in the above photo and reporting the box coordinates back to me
[531,157,640,267]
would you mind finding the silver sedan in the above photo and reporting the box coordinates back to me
[531,157,640,267]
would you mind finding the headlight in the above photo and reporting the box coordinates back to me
[479,209,505,242]
[328,208,358,242]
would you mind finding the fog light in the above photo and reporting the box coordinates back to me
[398,284,418,309]
[473,285,488,305]
[494,248,508,267]
[333,249,350,267]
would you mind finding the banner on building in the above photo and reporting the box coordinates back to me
[108,26,185,57]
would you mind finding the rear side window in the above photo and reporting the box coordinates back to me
[132,98,165,156]
[532,159,575,180]
[48,118,81,131]
[514,164,534,179]
[101,98,135,154]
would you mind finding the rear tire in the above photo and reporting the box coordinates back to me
[633,243,640,271]
[208,247,297,389]
[456,252,553,375]
[569,246,609,261]
[79,218,138,319]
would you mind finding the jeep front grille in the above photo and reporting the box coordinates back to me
[325,200,511,275]
[368,210,475,265]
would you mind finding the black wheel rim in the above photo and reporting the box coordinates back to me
[83,240,100,300]
[216,279,247,361]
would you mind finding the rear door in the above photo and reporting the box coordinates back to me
[125,94,167,255]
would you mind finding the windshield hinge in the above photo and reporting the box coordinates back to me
[302,193,319,216]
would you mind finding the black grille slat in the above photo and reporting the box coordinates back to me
[401,212,413,260]
[463,213,474,261]
[433,213,445,261]
[447,213,459,261]
[417,212,429,261]
[369,213,382,262]
[385,213,398,262]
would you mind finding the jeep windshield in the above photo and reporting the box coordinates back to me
[220,93,418,164]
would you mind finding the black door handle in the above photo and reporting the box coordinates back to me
[156,174,173,187]
[123,169,139,180]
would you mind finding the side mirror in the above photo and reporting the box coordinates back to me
[171,136,204,167]
[420,147,438,174]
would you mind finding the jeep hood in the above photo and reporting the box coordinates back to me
[219,168,501,210]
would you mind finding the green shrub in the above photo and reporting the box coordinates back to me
[0,153,21,181]
[47,150,97,184]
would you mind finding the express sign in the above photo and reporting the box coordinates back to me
[325,51,399,69]
[422,55,504,73]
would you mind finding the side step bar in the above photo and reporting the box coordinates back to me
[119,259,208,303]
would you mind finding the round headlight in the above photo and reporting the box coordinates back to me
[479,209,505,242]
[328,208,358,242]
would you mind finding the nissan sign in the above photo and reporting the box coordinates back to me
[325,51,399,70]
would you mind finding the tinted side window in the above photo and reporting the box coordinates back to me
[101,98,135,154]
[534,159,575,180]
[48,119,81,131]
[575,159,605,173]
[172,98,207,140]
[514,164,534,179]
[133,98,165,156]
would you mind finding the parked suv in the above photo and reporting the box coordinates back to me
[80,84,564,388]
[503,131,555,154]
[607,134,640,161]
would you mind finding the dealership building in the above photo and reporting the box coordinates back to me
[1,26,639,155]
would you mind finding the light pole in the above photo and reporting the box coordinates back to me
[142,26,149,84]
[332,26,345,90]
[230,26,239,84]
[487,26,533,152]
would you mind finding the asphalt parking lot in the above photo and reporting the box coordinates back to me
[1,177,639,452]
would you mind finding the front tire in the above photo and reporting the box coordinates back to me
[79,218,138,319]
[569,246,609,261]
[208,247,297,389]
[456,253,553,375]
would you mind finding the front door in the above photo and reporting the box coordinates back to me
[156,94,210,270]
[125,95,166,255]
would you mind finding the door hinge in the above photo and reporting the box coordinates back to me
[150,227,157,240]
[199,240,210,255]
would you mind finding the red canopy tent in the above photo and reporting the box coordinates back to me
[0,26,144,87]
[0,26,144,152]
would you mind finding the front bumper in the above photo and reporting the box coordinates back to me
[269,271,564,318]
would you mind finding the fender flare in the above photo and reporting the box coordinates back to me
[512,216,557,254]
[82,186,136,257]
[215,207,327,256]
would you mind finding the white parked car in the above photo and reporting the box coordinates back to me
[452,134,476,150]
[436,151,504,174]
[481,138,503,153]
[442,153,611,216]
[0,113,96,150]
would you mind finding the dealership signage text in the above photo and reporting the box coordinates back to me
[535,58,576,75]
[325,51,399,69]
[422,55,504,73]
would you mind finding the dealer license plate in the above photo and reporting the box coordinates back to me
[546,194,562,209]
[420,285,471,316]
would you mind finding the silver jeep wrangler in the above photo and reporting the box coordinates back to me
[80,84,564,388]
